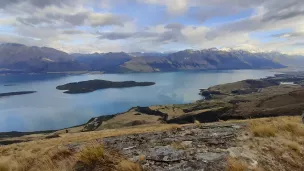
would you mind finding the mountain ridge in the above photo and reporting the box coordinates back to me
[2,43,303,73]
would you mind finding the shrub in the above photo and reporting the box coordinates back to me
[78,145,105,165]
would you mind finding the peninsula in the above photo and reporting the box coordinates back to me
[0,91,36,97]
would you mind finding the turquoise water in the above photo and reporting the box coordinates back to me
[0,70,276,132]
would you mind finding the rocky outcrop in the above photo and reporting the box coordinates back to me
[65,122,247,171]
[101,123,246,171]
[82,115,115,132]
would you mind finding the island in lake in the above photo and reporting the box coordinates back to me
[0,91,36,97]
[56,79,156,94]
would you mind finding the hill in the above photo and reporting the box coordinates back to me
[0,43,85,73]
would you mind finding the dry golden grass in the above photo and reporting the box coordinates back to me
[117,160,143,171]
[246,116,304,171]
[1,116,304,171]
[76,143,141,171]
[283,140,301,153]
[250,122,276,137]
[249,116,304,138]
[226,157,248,171]
[194,119,201,125]
[0,162,10,171]
[78,144,105,165]
[0,124,179,171]
[171,142,186,150]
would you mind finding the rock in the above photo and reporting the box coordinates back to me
[99,122,245,171]
[196,152,226,162]
[82,115,115,131]
[180,141,193,148]
[146,146,186,162]
[302,111,304,124]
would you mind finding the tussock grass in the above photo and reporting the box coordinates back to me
[194,120,201,125]
[250,121,276,137]
[117,160,143,171]
[0,162,10,171]
[277,120,304,136]
[0,124,176,171]
[226,157,248,171]
[246,116,304,171]
[78,144,105,165]
[284,140,301,153]
[249,116,304,137]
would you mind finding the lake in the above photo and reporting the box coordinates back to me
[0,70,277,132]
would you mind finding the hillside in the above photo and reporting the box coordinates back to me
[76,49,286,73]
[0,116,303,171]
[0,43,85,73]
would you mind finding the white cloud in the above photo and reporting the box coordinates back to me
[0,0,304,54]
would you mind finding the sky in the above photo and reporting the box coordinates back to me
[0,0,304,54]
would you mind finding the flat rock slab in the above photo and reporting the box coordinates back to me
[101,123,247,171]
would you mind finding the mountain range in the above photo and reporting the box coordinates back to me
[1,43,303,73]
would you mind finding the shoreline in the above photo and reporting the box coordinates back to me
[1,70,303,135]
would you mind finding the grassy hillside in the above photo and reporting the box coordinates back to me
[0,116,303,171]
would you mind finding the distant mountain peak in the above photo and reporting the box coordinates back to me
[1,43,26,47]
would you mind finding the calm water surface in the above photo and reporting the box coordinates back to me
[0,70,277,131]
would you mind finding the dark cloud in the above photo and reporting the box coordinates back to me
[0,0,77,9]
[98,31,159,40]
[62,30,85,35]
[98,32,133,40]
[292,42,304,46]
[262,10,304,22]
[16,11,127,27]
[165,23,185,30]
[271,32,304,38]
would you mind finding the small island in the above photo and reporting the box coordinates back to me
[56,79,155,94]
[0,91,36,97]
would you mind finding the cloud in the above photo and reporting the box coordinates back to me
[140,0,189,15]
[15,9,128,28]
[62,30,85,35]
[292,42,304,46]
[0,0,304,54]
[0,0,79,9]
[271,32,304,38]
